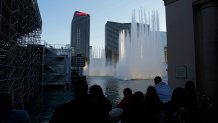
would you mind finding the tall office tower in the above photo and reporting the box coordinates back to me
[71,11,90,61]
[105,21,131,63]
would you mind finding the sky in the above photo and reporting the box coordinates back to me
[38,0,166,47]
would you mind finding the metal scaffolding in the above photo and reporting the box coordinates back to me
[0,0,42,103]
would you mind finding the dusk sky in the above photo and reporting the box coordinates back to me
[38,0,166,47]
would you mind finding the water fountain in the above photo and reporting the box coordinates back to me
[84,10,167,80]
[84,46,115,76]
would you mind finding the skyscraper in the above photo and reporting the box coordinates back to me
[105,21,131,63]
[71,11,90,61]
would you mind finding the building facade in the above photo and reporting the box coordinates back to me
[163,0,218,122]
[105,21,131,63]
[71,11,90,61]
[43,43,71,85]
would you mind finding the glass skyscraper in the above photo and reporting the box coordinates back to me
[71,11,90,61]
[105,21,131,63]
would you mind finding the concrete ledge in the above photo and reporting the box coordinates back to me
[163,0,179,5]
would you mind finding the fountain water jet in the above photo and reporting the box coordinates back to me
[84,10,167,80]
[115,10,165,80]
[83,46,115,76]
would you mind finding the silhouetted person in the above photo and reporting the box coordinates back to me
[49,79,97,123]
[14,98,24,110]
[164,87,188,123]
[185,81,200,123]
[89,84,112,123]
[125,91,146,123]
[154,76,172,103]
[117,88,133,109]
[116,88,133,123]
[185,81,198,108]
[144,86,164,123]
[0,93,31,123]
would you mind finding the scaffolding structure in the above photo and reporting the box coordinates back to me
[0,0,42,103]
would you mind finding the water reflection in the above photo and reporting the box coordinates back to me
[30,76,154,122]
[87,76,154,107]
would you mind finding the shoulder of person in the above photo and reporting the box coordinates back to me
[10,109,29,116]
[53,102,70,113]
[104,96,111,102]
[50,103,70,121]
[9,109,31,123]
[161,81,168,84]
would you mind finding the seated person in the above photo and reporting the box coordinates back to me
[154,76,172,103]
[0,93,31,123]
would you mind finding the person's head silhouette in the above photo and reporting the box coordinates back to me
[73,79,88,97]
[0,93,14,117]
[89,84,104,97]
[123,88,132,97]
[154,76,162,85]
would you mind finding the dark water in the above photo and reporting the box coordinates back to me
[29,76,156,123]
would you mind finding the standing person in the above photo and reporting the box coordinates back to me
[154,76,172,103]
[0,93,31,123]
[49,79,97,123]
[89,84,112,123]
